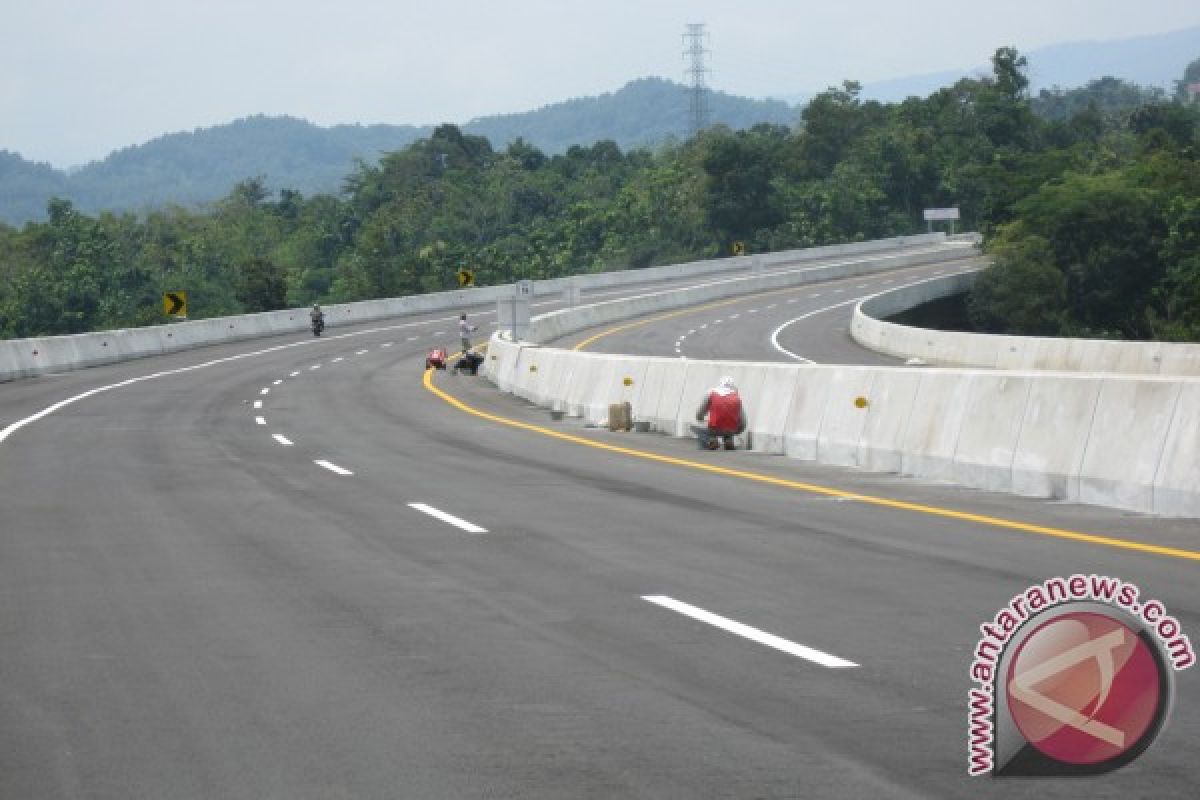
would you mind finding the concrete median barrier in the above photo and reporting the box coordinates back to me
[747,367,801,454]
[1153,382,1200,517]
[813,368,878,467]
[856,369,923,473]
[950,373,1030,494]
[1078,378,1180,512]
[483,245,1200,517]
[1010,376,1102,499]
[783,367,835,461]
[898,371,972,481]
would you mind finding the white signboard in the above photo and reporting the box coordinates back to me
[923,208,961,221]
[515,279,535,298]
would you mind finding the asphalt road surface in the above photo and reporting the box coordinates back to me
[2,246,1197,799]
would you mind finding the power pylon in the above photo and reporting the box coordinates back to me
[682,23,711,137]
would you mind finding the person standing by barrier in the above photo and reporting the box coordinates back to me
[693,376,747,450]
[459,313,478,352]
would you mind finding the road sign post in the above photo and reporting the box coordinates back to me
[163,291,188,318]
[498,280,534,341]
[923,207,960,234]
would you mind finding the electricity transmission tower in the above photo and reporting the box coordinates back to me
[682,23,711,137]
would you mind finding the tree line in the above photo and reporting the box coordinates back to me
[1,50,1198,341]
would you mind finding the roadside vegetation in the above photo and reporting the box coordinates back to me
[1,50,1197,341]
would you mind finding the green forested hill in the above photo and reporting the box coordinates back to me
[0,78,795,225]
[2,51,1198,344]
[466,77,795,156]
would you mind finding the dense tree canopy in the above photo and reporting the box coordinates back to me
[2,48,1199,341]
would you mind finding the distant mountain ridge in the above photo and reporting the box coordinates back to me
[774,24,1200,105]
[0,78,795,225]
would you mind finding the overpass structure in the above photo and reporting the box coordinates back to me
[1,236,1196,799]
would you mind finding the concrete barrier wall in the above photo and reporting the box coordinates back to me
[488,330,1200,517]
[1,233,949,384]
[483,235,1200,517]
[852,271,1200,376]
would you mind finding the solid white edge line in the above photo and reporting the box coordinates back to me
[407,502,488,534]
[641,595,858,668]
[255,416,266,425]
[314,459,353,476]
[272,434,294,446]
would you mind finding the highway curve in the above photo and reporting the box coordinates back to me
[1,246,1197,799]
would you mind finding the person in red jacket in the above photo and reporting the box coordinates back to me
[694,376,747,450]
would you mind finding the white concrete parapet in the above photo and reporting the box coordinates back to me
[851,271,1200,376]
[1,234,949,383]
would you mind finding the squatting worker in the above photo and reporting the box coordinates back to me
[695,375,747,450]
[459,313,478,351]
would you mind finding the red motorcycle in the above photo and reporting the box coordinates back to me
[425,347,448,370]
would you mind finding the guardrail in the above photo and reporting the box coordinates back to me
[0,233,947,383]
[851,271,1200,376]
[484,239,1199,518]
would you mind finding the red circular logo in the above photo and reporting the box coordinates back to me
[1006,611,1163,766]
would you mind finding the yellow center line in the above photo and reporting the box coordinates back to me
[422,369,1200,564]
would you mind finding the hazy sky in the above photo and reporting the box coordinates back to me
[3,0,1199,167]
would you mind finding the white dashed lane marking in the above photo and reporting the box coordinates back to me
[255,416,266,426]
[253,400,263,409]
[272,434,294,446]
[408,503,488,534]
[332,357,344,363]
[642,595,858,669]
[314,460,354,476]
[290,370,301,377]
[260,388,270,395]
[273,379,283,385]
[356,349,369,355]
[310,365,321,370]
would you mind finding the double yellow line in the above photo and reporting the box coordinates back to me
[422,369,1200,564]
